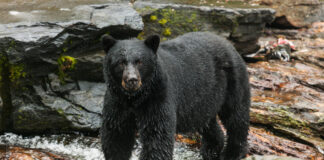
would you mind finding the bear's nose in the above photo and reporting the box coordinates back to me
[127,78,138,85]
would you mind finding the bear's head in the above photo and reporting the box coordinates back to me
[102,34,160,95]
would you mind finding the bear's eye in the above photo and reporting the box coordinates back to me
[135,60,142,66]
[119,60,126,68]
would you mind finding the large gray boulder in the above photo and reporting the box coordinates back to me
[134,2,276,55]
[12,74,105,133]
[0,3,143,79]
[0,3,142,134]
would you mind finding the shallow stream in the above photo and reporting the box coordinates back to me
[0,133,201,160]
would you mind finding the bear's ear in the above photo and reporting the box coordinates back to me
[101,34,116,53]
[144,35,160,54]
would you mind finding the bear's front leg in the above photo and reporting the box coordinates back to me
[101,107,136,160]
[137,105,176,160]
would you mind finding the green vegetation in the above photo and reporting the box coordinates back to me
[57,55,77,84]
[250,103,313,136]
[150,15,157,21]
[163,28,172,36]
[158,18,168,25]
[0,41,26,87]
[9,64,26,86]
[137,32,145,40]
[57,108,65,115]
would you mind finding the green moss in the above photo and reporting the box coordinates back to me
[251,103,313,136]
[158,18,168,25]
[142,8,204,40]
[10,40,16,47]
[209,11,239,33]
[62,47,68,53]
[137,32,145,40]
[0,52,26,87]
[150,15,157,21]
[18,115,23,120]
[57,108,64,115]
[9,64,26,84]
[136,6,158,15]
[163,28,172,36]
[57,55,77,84]
[271,107,308,130]
[141,7,240,41]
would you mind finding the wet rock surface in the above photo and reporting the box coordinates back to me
[248,127,323,159]
[134,1,275,54]
[0,2,143,134]
[0,3,143,79]
[247,22,324,159]
[12,76,105,134]
[0,145,66,160]
[255,0,324,28]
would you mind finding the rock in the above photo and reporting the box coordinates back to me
[0,3,143,80]
[64,81,106,114]
[257,0,324,28]
[0,2,142,134]
[70,51,105,82]
[248,127,322,159]
[12,103,72,134]
[134,1,275,55]
[0,145,66,160]
[246,24,324,157]
[248,59,324,155]
[11,76,105,134]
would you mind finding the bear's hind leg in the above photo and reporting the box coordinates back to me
[219,102,249,160]
[200,117,224,160]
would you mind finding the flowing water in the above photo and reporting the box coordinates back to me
[0,0,129,24]
[0,133,201,160]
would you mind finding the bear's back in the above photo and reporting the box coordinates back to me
[156,32,244,132]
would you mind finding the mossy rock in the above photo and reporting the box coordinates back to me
[134,2,275,54]
[250,102,324,151]
[138,6,238,41]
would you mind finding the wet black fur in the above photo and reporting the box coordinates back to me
[101,32,250,160]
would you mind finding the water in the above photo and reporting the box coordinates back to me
[0,133,201,160]
[0,0,127,24]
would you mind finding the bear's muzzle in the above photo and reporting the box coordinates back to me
[122,64,142,91]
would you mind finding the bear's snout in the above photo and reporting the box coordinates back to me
[122,64,142,91]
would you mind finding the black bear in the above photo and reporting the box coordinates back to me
[101,32,250,160]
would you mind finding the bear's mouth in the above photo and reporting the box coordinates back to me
[121,79,142,92]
